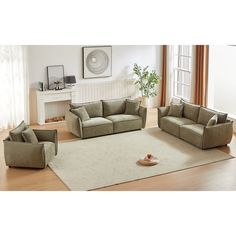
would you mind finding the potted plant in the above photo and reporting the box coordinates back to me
[133,63,161,107]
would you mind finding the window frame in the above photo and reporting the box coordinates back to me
[172,45,193,101]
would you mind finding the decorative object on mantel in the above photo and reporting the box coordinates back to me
[45,116,65,123]
[47,65,65,90]
[133,63,160,108]
[82,46,112,79]
[37,81,44,91]
[64,75,76,88]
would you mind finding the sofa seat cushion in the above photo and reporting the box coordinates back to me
[160,116,195,137]
[106,114,142,133]
[180,124,204,148]
[82,117,113,138]
[82,117,112,127]
[102,98,126,117]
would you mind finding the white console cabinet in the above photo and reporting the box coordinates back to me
[36,89,73,125]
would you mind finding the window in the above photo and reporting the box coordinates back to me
[173,45,192,101]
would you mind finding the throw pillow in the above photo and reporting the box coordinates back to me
[71,106,90,122]
[168,104,183,117]
[22,127,39,144]
[9,121,28,142]
[70,101,103,117]
[207,114,218,127]
[125,99,140,115]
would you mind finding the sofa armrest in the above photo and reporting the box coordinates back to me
[202,121,233,149]
[139,106,147,128]
[157,106,170,128]
[3,140,46,168]
[33,129,58,155]
[65,110,83,138]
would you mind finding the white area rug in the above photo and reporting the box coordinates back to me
[49,127,234,190]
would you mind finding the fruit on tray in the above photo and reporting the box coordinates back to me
[144,153,154,161]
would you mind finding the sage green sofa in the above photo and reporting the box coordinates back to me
[158,102,233,149]
[65,98,147,139]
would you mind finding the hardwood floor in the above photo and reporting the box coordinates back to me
[0,109,236,191]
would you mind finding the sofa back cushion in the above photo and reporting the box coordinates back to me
[183,102,200,122]
[70,101,103,118]
[198,107,228,125]
[102,98,126,117]
[198,107,216,125]
[9,121,28,142]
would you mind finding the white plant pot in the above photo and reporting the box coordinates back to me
[139,97,155,108]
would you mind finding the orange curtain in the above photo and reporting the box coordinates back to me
[160,45,167,106]
[194,45,209,106]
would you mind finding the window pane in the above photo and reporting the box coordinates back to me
[174,55,179,68]
[183,71,191,85]
[179,56,190,70]
[174,46,179,55]
[177,83,182,97]
[183,85,190,100]
[176,70,182,83]
[179,45,192,56]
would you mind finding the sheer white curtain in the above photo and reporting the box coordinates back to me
[0,46,29,130]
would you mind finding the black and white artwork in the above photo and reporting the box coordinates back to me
[82,46,112,79]
[47,65,65,90]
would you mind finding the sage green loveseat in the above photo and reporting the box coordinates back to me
[65,98,147,139]
[158,102,233,149]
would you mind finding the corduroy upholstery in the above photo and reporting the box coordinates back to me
[66,98,147,139]
[4,129,58,168]
[158,105,233,149]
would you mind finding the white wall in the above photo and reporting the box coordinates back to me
[28,45,161,88]
[28,45,162,124]
[208,46,236,116]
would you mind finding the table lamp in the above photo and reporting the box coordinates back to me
[64,75,76,88]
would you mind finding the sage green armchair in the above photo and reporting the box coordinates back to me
[4,129,58,169]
